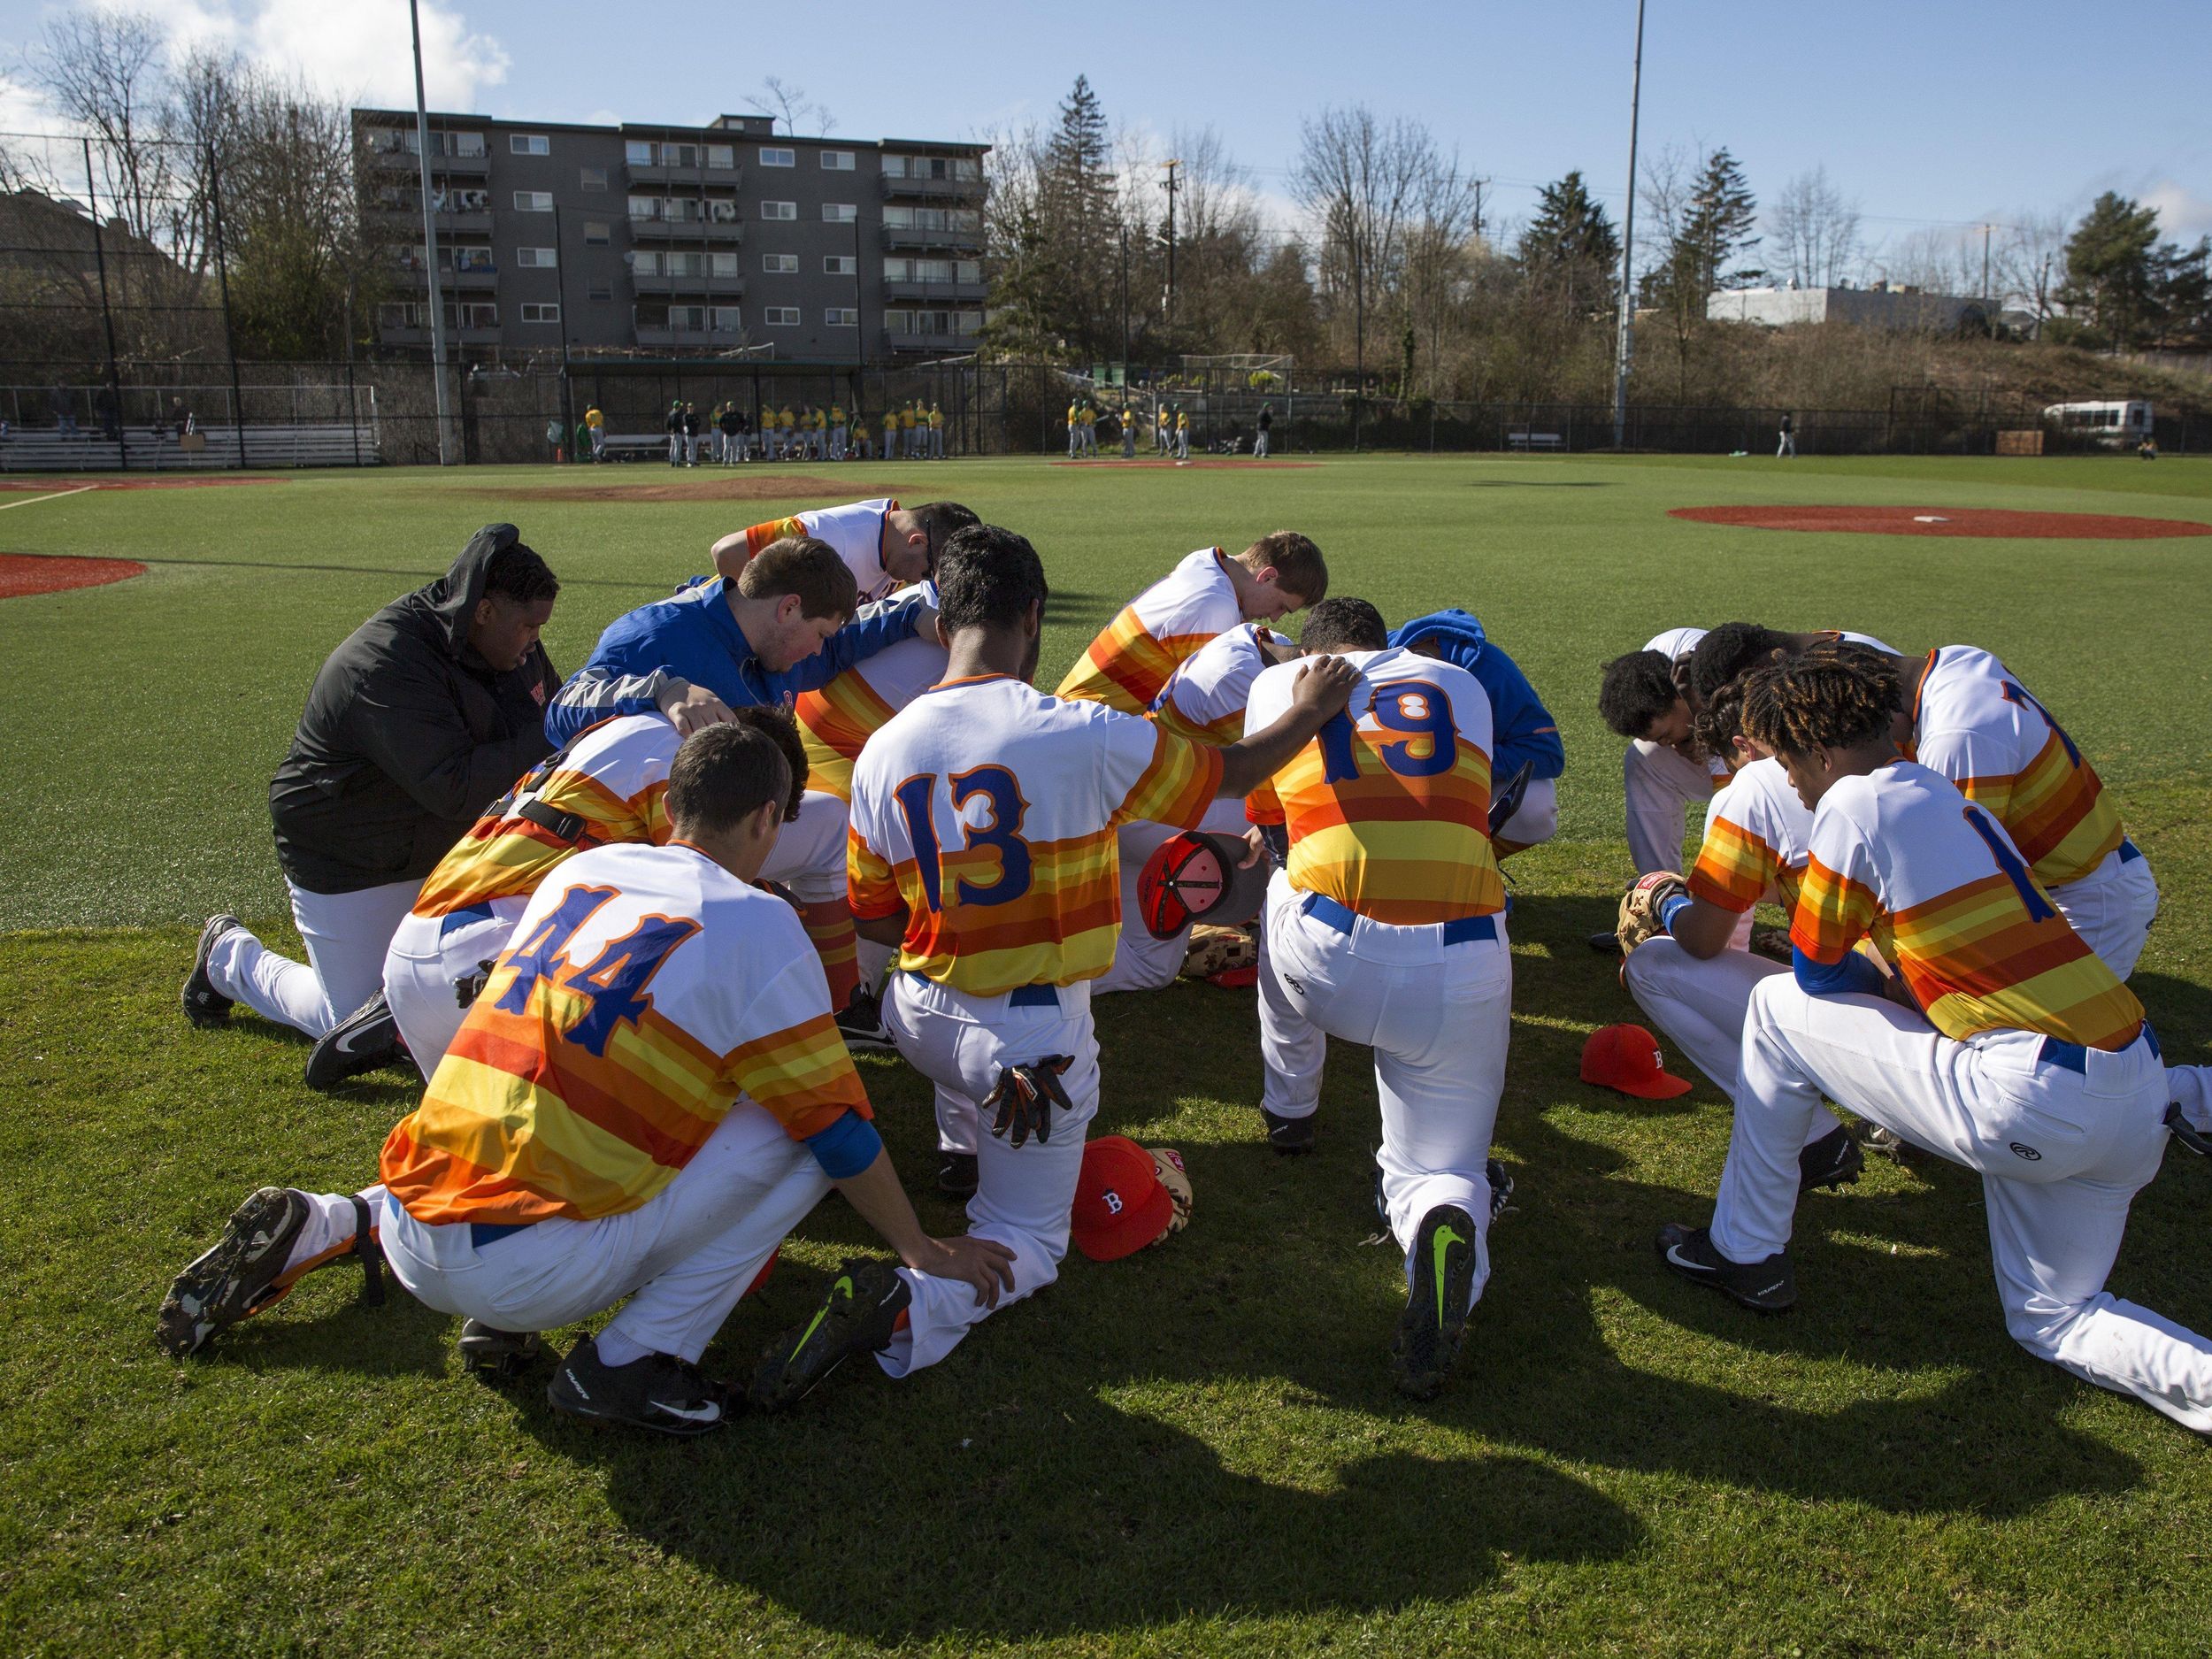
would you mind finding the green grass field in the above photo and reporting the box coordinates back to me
[4,451,2209,1655]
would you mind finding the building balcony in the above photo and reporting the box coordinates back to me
[626,162,743,188]
[634,326,748,349]
[394,265,499,289]
[379,324,503,346]
[371,205,495,236]
[630,215,744,242]
[365,146,489,176]
[879,225,984,253]
[879,173,985,202]
[881,329,979,354]
[631,272,746,296]
[881,278,988,303]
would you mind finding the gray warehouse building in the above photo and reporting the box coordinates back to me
[352,108,987,364]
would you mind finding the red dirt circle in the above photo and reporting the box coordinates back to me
[1670,504,2212,539]
[1048,458,1321,469]
[0,553,148,598]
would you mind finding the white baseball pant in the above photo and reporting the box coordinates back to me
[1493,777,1559,850]
[2050,841,2159,981]
[383,899,527,1079]
[206,877,422,1040]
[757,790,850,903]
[1257,872,1511,1311]
[1256,430,1271,458]
[1709,975,2212,1431]
[1622,937,1842,1148]
[1624,741,1720,875]
[875,972,1101,1376]
[376,1100,828,1364]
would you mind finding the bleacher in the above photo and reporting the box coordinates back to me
[0,423,380,472]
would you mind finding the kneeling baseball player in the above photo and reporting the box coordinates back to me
[1656,648,2212,1433]
[746,525,1355,1407]
[159,724,1011,1435]
[1244,598,1514,1399]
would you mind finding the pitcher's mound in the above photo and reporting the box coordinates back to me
[0,553,147,597]
[1670,504,2211,539]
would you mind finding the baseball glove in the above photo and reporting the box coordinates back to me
[1148,1147,1193,1233]
[1180,924,1257,980]
[983,1056,1075,1148]
[1616,871,1690,953]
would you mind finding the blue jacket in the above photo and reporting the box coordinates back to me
[545,577,925,744]
[1386,609,1565,782]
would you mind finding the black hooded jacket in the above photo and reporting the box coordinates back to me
[269,525,559,894]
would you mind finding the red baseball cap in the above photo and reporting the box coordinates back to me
[1580,1023,1694,1100]
[1136,831,1266,938]
[1070,1135,1176,1261]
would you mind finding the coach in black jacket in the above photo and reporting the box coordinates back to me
[182,525,560,1081]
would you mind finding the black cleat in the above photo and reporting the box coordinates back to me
[1655,1222,1796,1313]
[1485,1157,1516,1224]
[749,1259,910,1411]
[1263,1107,1317,1156]
[181,913,242,1027]
[546,1337,732,1436]
[2168,1104,2212,1159]
[835,987,898,1055]
[304,989,406,1090]
[157,1186,309,1357]
[1798,1125,1865,1192]
[937,1150,979,1199]
[1586,929,1624,956]
[1394,1203,1481,1399]
[458,1319,543,1381]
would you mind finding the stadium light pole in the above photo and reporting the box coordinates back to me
[1610,0,1647,451]
[409,0,454,465]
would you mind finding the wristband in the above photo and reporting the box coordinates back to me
[1658,893,1694,936]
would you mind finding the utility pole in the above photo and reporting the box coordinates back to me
[1610,0,1647,451]
[410,0,454,465]
[1118,223,1130,373]
[81,137,126,470]
[1352,223,1364,453]
[1472,176,1489,245]
[1980,222,1994,337]
[206,143,250,469]
[1160,158,1180,321]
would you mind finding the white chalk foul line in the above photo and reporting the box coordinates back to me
[0,484,99,511]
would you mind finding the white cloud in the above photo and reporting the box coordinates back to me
[21,0,510,116]
[2141,180,2212,242]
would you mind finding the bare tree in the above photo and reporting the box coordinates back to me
[1293,106,1452,383]
[1991,210,2070,332]
[1767,165,1862,288]
[750,75,836,137]
[1878,226,1975,295]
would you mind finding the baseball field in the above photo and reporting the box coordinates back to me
[4,449,2209,1655]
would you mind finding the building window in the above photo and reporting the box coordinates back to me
[762,306,801,326]
[519,302,560,323]
[588,281,612,301]
[760,200,796,220]
[762,253,797,273]
[579,166,607,192]
[583,220,610,245]
[625,140,655,165]
[823,202,856,223]
[821,150,855,171]
[512,190,553,212]
[710,251,740,277]
[824,255,856,275]
[825,307,857,326]
[510,134,549,156]
[451,247,495,273]
[705,144,736,170]
[759,146,795,167]
[515,247,557,268]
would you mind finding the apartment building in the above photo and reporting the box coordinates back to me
[352,108,987,360]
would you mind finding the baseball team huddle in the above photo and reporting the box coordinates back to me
[157,494,2212,1440]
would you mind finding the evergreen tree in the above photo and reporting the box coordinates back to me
[1037,74,1118,358]
[1676,147,1762,291]
[2057,192,2163,346]
[1517,171,1621,273]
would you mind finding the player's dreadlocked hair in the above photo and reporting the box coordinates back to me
[1691,673,1750,764]
[1740,643,1902,758]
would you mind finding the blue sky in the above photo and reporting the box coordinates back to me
[4,0,2208,250]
